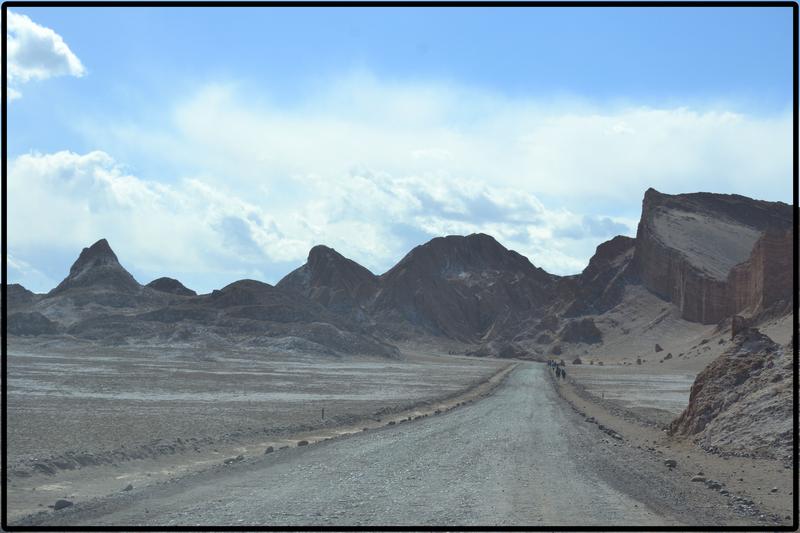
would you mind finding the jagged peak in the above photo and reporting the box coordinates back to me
[50,238,140,294]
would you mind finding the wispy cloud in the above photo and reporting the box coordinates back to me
[7,11,85,100]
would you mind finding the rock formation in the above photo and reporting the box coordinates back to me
[277,245,378,318]
[668,329,792,460]
[371,233,556,342]
[632,189,792,324]
[146,277,197,296]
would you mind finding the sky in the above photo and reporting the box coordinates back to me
[6,6,794,294]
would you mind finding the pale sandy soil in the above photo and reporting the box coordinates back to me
[6,336,508,521]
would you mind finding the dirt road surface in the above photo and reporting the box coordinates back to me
[15,363,749,527]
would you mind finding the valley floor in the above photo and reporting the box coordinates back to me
[6,338,505,522]
[12,363,757,527]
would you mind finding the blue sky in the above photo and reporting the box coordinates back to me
[7,6,794,293]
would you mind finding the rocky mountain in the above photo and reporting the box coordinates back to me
[50,239,141,296]
[632,188,792,324]
[277,245,378,319]
[668,328,792,461]
[371,234,557,342]
[8,240,398,358]
[7,188,792,358]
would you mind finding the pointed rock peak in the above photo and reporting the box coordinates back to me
[146,277,197,296]
[50,239,139,294]
[71,238,120,274]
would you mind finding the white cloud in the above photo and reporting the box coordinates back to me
[6,11,85,99]
[12,74,793,292]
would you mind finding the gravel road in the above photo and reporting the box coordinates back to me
[16,363,744,527]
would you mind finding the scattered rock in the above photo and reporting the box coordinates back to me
[223,455,244,464]
[655,344,663,352]
[297,440,309,446]
[572,357,583,365]
[387,421,396,426]
[664,459,677,468]
[53,499,73,511]
[691,475,706,482]
[770,487,778,493]
[664,352,672,360]
[122,484,133,492]
[264,446,274,454]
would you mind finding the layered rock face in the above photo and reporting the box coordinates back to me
[669,329,792,460]
[372,233,557,342]
[633,189,792,324]
[277,245,378,317]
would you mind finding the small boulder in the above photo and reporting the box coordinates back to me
[771,487,778,493]
[691,475,706,482]
[53,499,73,511]
[572,357,582,365]
[264,446,274,454]
[122,484,133,492]
[664,459,677,468]
[655,344,663,352]
[664,352,673,360]
[297,440,309,447]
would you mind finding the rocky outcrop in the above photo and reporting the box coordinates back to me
[563,235,636,317]
[668,329,792,460]
[277,245,378,317]
[372,233,557,342]
[8,283,36,306]
[146,277,197,296]
[632,189,792,324]
[8,312,61,336]
[559,318,602,344]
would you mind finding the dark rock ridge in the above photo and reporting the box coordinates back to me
[7,189,792,357]
[146,277,197,296]
[668,329,792,460]
[562,235,636,317]
[277,245,378,318]
[371,233,557,342]
[632,189,792,324]
[9,241,398,358]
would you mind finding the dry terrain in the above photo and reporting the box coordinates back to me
[6,337,506,522]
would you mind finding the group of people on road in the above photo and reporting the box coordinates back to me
[547,359,567,380]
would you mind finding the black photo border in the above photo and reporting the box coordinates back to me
[1,1,797,531]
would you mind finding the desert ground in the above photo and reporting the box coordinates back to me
[6,337,507,522]
[7,331,793,527]
[11,362,765,527]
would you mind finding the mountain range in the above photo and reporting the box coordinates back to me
[6,188,793,358]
